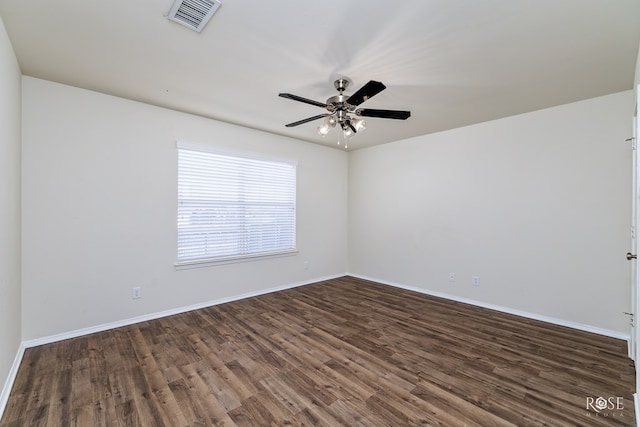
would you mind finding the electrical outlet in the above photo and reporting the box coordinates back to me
[472,276,480,286]
[132,287,141,299]
[304,260,309,270]
[449,273,455,282]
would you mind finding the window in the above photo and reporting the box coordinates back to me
[177,141,296,266]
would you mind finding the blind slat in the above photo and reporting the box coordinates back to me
[177,145,296,263]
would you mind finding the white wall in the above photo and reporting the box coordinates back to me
[0,15,22,399]
[349,91,633,334]
[21,77,348,341]
[18,74,635,340]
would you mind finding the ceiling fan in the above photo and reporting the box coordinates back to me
[278,79,411,142]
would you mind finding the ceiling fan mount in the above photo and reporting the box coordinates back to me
[334,78,350,93]
[279,78,411,143]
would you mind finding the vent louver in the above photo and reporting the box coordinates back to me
[167,0,221,32]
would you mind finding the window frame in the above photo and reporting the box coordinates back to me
[175,141,297,269]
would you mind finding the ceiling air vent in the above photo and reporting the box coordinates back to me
[167,0,221,32]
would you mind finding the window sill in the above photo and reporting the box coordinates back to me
[174,249,298,270]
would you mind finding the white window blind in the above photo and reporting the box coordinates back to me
[177,142,296,265]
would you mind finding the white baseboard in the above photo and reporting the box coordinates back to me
[21,271,630,348]
[348,273,630,341]
[0,342,25,420]
[635,393,640,427]
[22,273,347,349]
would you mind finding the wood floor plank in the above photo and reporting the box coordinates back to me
[179,363,238,426]
[327,398,378,427]
[1,276,635,426]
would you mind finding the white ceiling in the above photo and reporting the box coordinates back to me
[1,0,639,150]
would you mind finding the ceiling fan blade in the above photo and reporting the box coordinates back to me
[279,93,327,108]
[285,114,330,127]
[356,108,411,120]
[346,80,386,106]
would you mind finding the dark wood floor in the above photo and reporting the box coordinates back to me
[1,276,635,426]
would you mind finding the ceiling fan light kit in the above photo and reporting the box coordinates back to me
[279,78,411,148]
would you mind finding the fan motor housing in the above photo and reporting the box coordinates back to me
[326,95,354,113]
